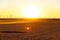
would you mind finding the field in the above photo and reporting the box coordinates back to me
[0,19,60,40]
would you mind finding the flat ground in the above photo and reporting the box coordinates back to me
[0,19,60,40]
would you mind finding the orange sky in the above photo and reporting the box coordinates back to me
[0,0,60,18]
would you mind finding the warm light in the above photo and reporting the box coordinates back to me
[26,27,30,31]
[22,4,41,18]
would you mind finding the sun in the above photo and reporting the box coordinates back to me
[22,4,41,18]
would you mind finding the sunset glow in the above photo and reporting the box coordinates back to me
[22,4,40,18]
[0,0,60,18]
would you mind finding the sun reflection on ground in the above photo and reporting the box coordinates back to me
[26,27,30,31]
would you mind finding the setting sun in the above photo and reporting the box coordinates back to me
[0,0,60,18]
[22,4,41,18]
